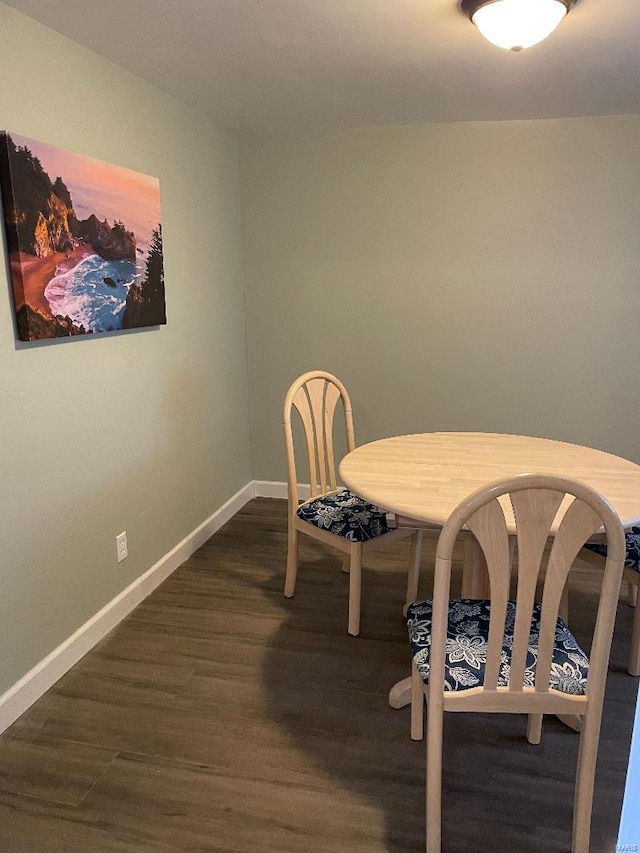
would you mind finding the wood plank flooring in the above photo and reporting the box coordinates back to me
[0,498,637,852]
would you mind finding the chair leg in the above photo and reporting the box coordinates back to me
[284,519,299,598]
[629,584,640,676]
[628,578,638,607]
[571,710,601,853]
[348,543,363,636]
[404,530,424,616]
[425,696,443,853]
[411,662,425,741]
[526,713,543,745]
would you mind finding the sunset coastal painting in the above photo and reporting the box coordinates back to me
[0,132,165,341]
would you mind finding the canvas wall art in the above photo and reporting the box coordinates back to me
[0,131,165,341]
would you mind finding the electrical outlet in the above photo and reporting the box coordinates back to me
[116,531,128,563]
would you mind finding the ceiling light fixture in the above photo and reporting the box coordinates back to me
[461,0,577,51]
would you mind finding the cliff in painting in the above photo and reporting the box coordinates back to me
[0,132,165,341]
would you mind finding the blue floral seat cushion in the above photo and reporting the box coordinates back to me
[296,487,392,543]
[406,599,590,695]
[583,526,640,574]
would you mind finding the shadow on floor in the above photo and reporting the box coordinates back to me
[257,504,637,853]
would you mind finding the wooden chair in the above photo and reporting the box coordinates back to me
[406,473,625,853]
[283,370,422,636]
[580,528,640,676]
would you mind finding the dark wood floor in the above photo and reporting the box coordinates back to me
[0,498,637,852]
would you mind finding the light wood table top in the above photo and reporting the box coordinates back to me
[339,432,640,530]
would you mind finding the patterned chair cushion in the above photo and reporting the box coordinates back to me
[583,526,640,573]
[296,487,392,543]
[406,599,590,695]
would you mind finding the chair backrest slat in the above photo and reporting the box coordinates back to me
[464,500,511,690]
[292,384,321,495]
[323,382,341,487]
[303,377,331,494]
[509,489,564,690]
[535,498,603,689]
[283,371,355,504]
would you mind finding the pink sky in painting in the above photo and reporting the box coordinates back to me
[11,133,161,255]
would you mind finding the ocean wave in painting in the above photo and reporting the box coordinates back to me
[44,254,138,333]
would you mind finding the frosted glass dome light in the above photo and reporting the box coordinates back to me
[461,0,576,51]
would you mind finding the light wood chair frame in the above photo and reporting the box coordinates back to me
[410,473,625,853]
[283,370,421,636]
[578,544,640,677]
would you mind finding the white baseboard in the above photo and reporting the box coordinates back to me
[252,480,288,499]
[0,481,257,734]
[253,480,309,500]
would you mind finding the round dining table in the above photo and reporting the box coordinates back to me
[339,432,640,531]
[339,431,640,712]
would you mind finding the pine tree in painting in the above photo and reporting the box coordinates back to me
[122,225,166,328]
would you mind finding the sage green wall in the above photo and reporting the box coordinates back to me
[0,5,251,692]
[240,117,640,480]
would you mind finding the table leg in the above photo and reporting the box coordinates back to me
[404,529,424,613]
[555,714,582,732]
[461,534,491,598]
[389,676,412,709]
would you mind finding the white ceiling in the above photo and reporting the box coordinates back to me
[4,0,640,133]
